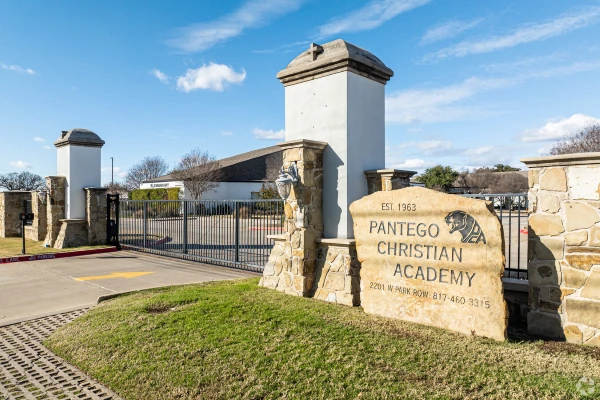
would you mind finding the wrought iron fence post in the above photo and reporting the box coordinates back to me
[114,194,121,249]
[143,201,148,248]
[183,200,188,254]
[235,201,240,263]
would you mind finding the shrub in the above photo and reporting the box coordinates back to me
[130,188,180,200]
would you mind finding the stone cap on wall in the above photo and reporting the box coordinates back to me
[54,128,105,148]
[267,234,286,241]
[521,152,600,167]
[316,238,356,247]
[277,139,328,151]
[276,39,394,86]
[364,169,417,179]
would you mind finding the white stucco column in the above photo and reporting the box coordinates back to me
[54,128,105,219]
[277,40,393,239]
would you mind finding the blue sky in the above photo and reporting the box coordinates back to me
[1,0,600,183]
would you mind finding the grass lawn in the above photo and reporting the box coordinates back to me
[46,279,600,400]
[0,237,110,258]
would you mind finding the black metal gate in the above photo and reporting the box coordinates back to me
[117,199,284,272]
[106,194,120,248]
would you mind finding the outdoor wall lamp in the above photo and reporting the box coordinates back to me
[37,190,47,204]
[275,163,299,200]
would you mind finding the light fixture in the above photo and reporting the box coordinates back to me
[275,163,299,200]
[37,190,47,204]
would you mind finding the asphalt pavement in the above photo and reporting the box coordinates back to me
[0,250,259,327]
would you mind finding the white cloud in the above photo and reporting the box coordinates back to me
[463,146,494,156]
[386,77,512,124]
[176,63,246,92]
[33,136,45,142]
[221,131,234,136]
[167,0,307,52]
[386,58,600,125]
[10,161,31,169]
[420,18,484,45]
[390,158,431,170]
[253,128,284,140]
[1,63,36,75]
[253,40,309,54]
[316,0,432,37]
[425,7,600,60]
[526,60,600,79]
[43,145,51,150]
[150,69,170,84]
[521,114,600,143]
[461,145,515,166]
[482,53,566,73]
[398,140,453,155]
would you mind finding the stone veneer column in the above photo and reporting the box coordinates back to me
[25,191,48,241]
[85,188,108,245]
[44,176,66,247]
[364,169,417,194]
[0,192,30,237]
[259,139,327,296]
[522,152,600,345]
[313,239,361,306]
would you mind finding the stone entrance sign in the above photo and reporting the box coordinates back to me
[349,187,507,341]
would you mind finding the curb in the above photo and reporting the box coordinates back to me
[0,246,118,264]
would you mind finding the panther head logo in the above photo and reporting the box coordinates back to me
[444,210,486,244]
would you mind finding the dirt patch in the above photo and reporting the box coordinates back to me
[536,341,600,360]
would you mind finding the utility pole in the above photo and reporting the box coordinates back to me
[111,157,114,185]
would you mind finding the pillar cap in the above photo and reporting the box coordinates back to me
[364,169,417,178]
[521,152,600,167]
[276,39,393,86]
[54,128,105,148]
[277,139,328,151]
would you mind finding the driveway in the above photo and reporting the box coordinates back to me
[0,250,259,327]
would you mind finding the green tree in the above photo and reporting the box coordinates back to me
[415,165,459,192]
[493,164,520,172]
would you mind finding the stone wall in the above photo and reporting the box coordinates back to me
[44,176,66,247]
[85,188,108,245]
[259,139,327,296]
[0,192,31,238]
[53,219,88,249]
[25,192,48,241]
[365,169,416,195]
[523,152,600,345]
[312,239,360,306]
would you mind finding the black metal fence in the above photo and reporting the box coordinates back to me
[118,199,284,271]
[117,194,528,278]
[462,193,528,279]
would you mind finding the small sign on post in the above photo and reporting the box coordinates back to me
[19,213,35,255]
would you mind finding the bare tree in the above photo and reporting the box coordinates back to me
[124,156,169,190]
[0,172,46,191]
[103,181,129,196]
[550,124,600,155]
[170,149,221,200]
[457,170,527,194]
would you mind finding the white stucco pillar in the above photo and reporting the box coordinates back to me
[54,128,105,219]
[277,40,393,239]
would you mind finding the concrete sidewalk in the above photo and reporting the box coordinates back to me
[0,250,259,327]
